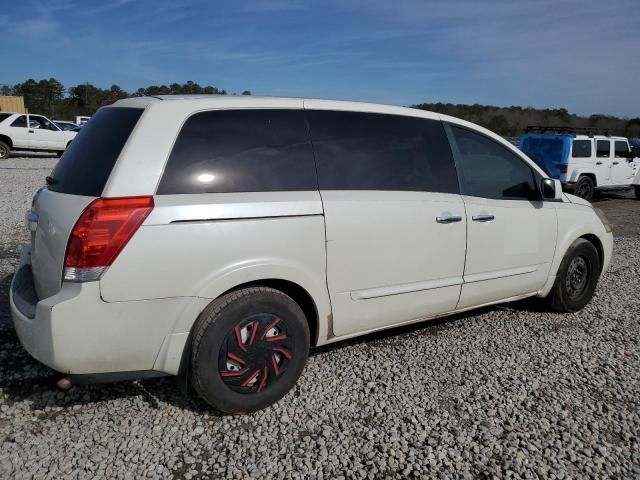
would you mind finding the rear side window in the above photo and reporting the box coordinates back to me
[596,140,611,157]
[307,110,458,193]
[0,113,12,123]
[158,109,316,194]
[48,107,143,196]
[572,140,591,158]
[450,126,539,200]
[11,115,27,127]
[614,141,630,157]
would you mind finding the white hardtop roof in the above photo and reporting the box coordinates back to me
[574,134,627,141]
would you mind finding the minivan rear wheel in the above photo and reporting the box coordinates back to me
[190,287,310,414]
[547,238,601,312]
[635,186,640,200]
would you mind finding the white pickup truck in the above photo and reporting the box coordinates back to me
[520,127,640,201]
[0,112,77,159]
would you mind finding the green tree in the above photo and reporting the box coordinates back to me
[13,78,65,116]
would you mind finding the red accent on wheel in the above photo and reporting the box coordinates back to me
[241,369,260,387]
[272,347,292,360]
[234,325,247,352]
[266,334,287,342]
[256,367,268,393]
[247,321,258,346]
[221,367,249,378]
[227,352,246,365]
[271,354,281,376]
[260,317,281,340]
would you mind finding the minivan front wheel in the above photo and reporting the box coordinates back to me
[190,287,310,414]
[547,238,601,312]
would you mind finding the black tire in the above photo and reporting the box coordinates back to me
[190,287,310,414]
[547,239,601,313]
[575,176,595,201]
[635,186,640,201]
[0,141,10,160]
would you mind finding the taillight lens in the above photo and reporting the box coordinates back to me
[63,196,154,282]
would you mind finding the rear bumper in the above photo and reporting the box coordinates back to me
[10,252,193,376]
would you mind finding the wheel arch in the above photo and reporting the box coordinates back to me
[222,279,320,347]
[538,204,611,298]
[0,134,13,148]
[577,171,597,187]
[169,277,323,385]
[579,233,604,270]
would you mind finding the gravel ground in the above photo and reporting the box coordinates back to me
[1,157,639,479]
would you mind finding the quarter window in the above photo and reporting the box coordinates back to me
[307,110,459,193]
[614,141,630,158]
[572,140,591,158]
[157,109,317,194]
[596,140,611,157]
[450,126,539,200]
[11,115,27,128]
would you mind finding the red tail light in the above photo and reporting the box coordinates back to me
[64,196,154,282]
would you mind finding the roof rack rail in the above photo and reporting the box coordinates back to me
[524,125,611,137]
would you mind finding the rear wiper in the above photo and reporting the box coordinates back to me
[45,175,58,185]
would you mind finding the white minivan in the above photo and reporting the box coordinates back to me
[11,96,613,413]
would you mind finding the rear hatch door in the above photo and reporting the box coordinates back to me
[29,107,145,299]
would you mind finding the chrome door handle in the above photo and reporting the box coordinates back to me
[436,215,462,224]
[612,161,619,165]
[472,214,495,222]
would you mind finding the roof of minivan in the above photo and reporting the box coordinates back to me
[111,95,436,118]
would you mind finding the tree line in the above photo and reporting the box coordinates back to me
[0,78,251,120]
[2,78,638,137]
[412,102,640,138]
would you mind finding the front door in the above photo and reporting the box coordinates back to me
[595,139,613,185]
[446,125,557,309]
[305,106,467,337]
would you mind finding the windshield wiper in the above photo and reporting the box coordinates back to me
[45,175,58,185]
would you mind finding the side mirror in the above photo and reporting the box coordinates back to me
[541,178,563,200]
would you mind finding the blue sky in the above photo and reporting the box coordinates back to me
[1,0,638,117]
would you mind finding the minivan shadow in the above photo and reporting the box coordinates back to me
[0,276,541,414]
